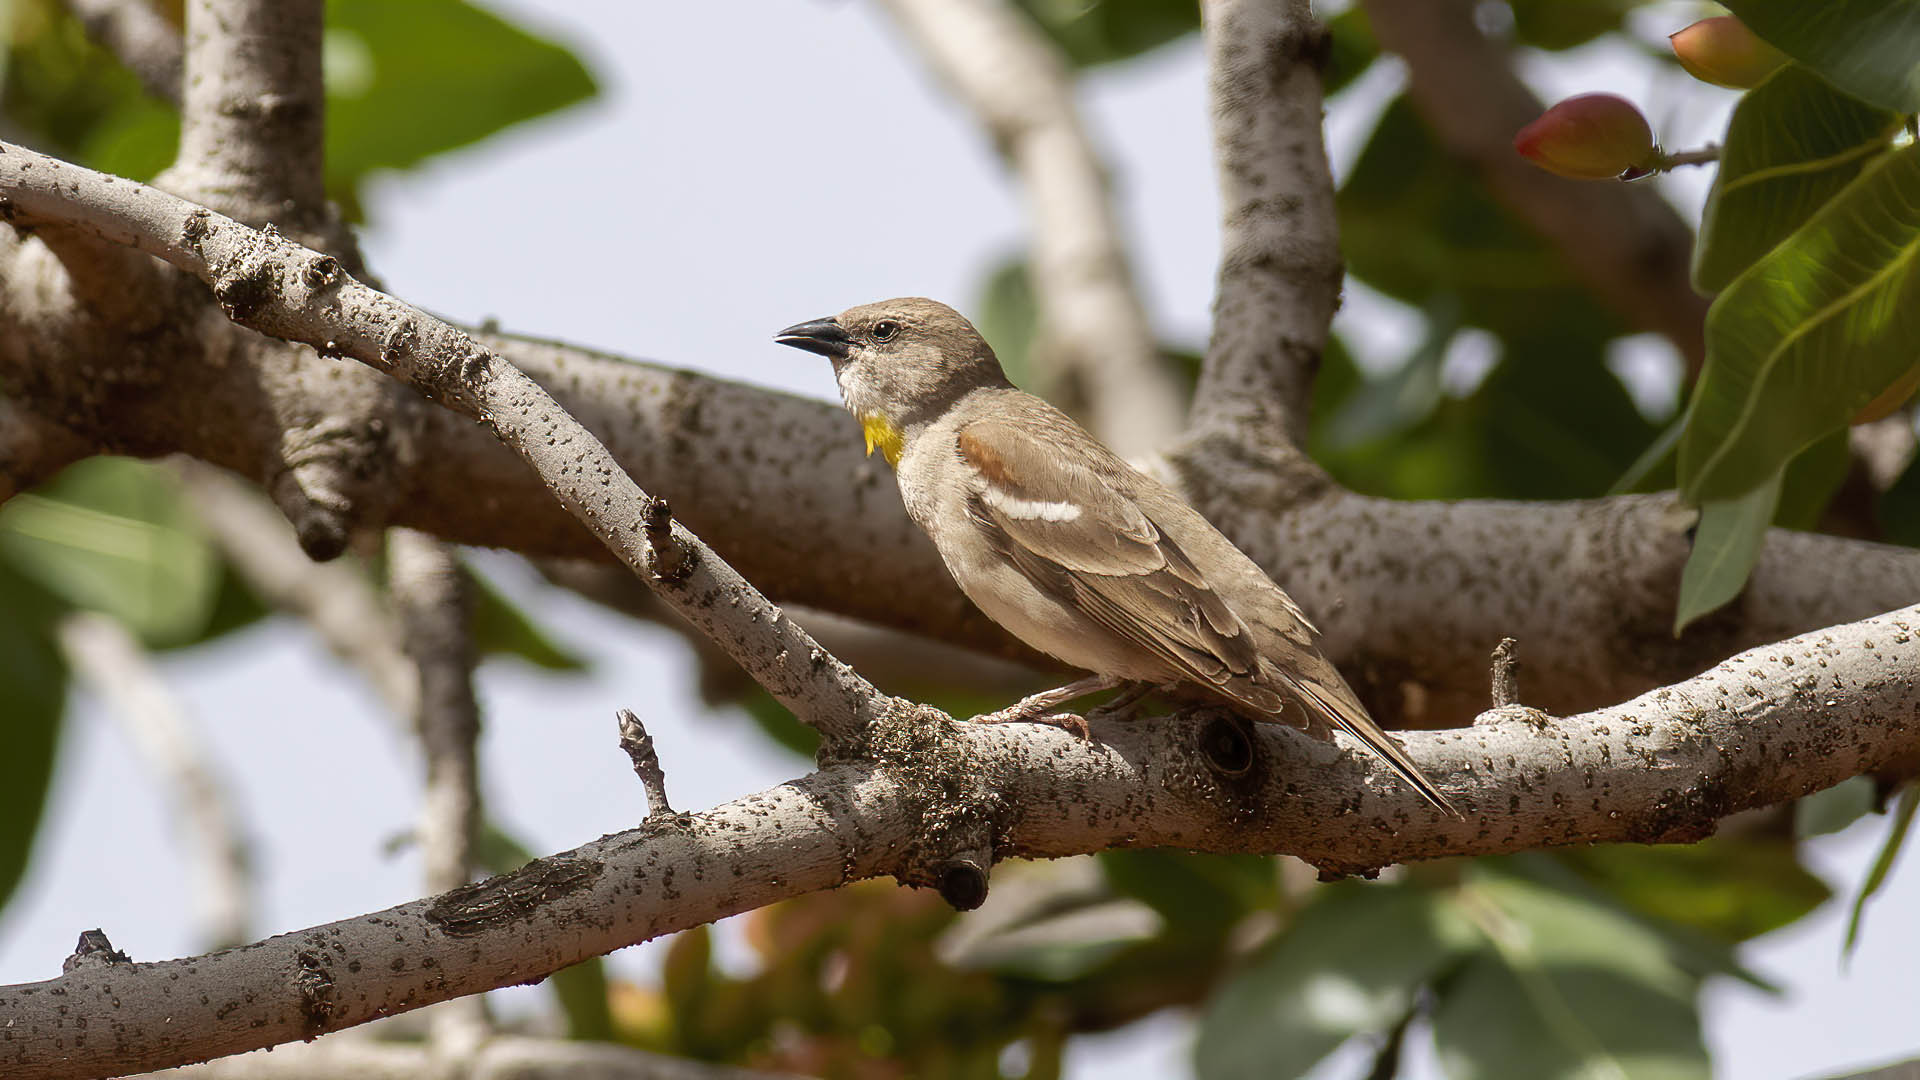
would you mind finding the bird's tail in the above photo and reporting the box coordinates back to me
[1273,676,1459,817]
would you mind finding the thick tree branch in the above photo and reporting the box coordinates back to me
[875,0,1184,455]
[8,600,1919,1078]
[1361,0,1709,370]
[61,0,183,106]
[1192,0,1344,447]
[55,613,256,950]
[0,140,890,741]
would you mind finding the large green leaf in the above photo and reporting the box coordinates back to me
[1693,65,1900,294]
[1720,0,1920,113]
[1195,883,1473,1080]
[1678,143,1920,505]
[320,0,596,210]
[0,559,68,918]
[0,458,221,648]
[1507,0,1647,51]
[1010,0,1199,69]
[466,565,589,672]
[1433,871,1709,1080]
[1098,850,1275,943]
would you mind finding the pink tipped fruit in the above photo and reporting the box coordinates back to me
[1670,16,1788,89]
[1514,93,1658,180]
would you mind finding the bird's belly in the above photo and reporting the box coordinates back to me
[946,549,1169,680]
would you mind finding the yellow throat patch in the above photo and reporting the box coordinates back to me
[860,414,904,467]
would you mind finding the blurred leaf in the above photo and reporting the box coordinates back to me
[1341,96,1622,346]
[1798,777,1879,837]
[1557,837,1832,944]
[0,0,172,175]
[1477,336,1657,499]
[1195,883,1473,1080]
[1434,870,1710,1080]
[466,565,589,671]
[946,896,1162,982]
[1011,0,1199,68]
[1720,0,1920,112]
[320,0,597,212]
[1679,143,1920,505]
[0,559,69,916]
[1609,410,1687,495]
[1507,0,1646,51]
[1694,65,1900,294]
[1675,466,1780,634]
[1099,850,1275,942]
[1843,782,1917,957]
[1774,429,1852,529]
[1323,8,1379,97]
[976,257,1039,389]
[1322,297,1458,450]
[737,690,821,758]
[0,458,220,648]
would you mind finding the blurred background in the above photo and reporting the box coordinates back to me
[1,1,1916,1077]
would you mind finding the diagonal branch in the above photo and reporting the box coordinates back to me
[0,140,890,741]
[7,599,1919,1078]
[875,0,1185,456]
[1190,0,1344,449]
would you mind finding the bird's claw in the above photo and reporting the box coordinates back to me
[971,708,1092,741]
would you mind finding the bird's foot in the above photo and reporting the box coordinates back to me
[971,707,1092,741]
[1083,680,1162,723]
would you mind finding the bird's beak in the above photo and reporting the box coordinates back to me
[774,317,854,360]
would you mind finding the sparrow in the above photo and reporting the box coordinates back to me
[776,297,1453,813]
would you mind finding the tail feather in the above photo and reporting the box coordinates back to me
[1280,678,1459,817]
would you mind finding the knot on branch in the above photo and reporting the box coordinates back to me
[62,929,132,973]
[643,497,695,583]
[857,702,1007,911]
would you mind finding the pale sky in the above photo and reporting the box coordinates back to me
[1,3,1915,1078]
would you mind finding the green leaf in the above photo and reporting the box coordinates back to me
[1693,65,1900,294]
[1797,777,1878,838]
[1010,0,1199,68]
[1098,850,1275,942]
[1195,883,1473,1080]
[1321,296,1457,450]
[466,565,589,671]
[321,0,597,211]
[0,458,221,648]
[1843,782,1917,957]
[1877,450,1920,546]
[0,559,69,917]
[975,257,1039,390]
[1675,467,1781,634]
[1323,9,1380,97]
[1720,0,1920,113]
[1506,0,1646,51]
[1773,429,1851,530]
[1679,143,1920,505]
[1434,872,1709,1080]
[1556,838,1832,944]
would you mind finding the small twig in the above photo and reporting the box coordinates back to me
[1490,637,1520,708]
[57,612,257,948]
[62,929,132,974]
[644,496,693,583]
[1655,144,1721,170]
[617,709,676,818]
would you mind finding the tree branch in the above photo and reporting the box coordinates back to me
[0,139,891,741]
[61,0,183,106]
[1191,0,1345,448]
[54,612,256,950]
[8,599,1919,1078]
[875,0,1184,456]
[1361,0,1709,370]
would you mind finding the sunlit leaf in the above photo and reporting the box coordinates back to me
[1678,144,1920,505]
[1195,883,1473,1080]
[1844,782,1917,958]
[1720,0,1920,113]
[1694,65,1900,294]
[0,458,220,648]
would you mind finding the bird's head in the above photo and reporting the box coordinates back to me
[775,297,1010,465]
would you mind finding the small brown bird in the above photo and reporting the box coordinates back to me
[776,297,1453,813]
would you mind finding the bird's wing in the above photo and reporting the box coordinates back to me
[955,417,1283,706]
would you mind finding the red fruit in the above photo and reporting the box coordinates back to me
[1514,93,1657,180]
[1670,16,1788,89]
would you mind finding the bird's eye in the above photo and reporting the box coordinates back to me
[872,320,901,343]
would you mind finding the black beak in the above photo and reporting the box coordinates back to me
[774,317,854,360]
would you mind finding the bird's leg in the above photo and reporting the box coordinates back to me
[1084,680,1160,723]
[972,674,1122,739]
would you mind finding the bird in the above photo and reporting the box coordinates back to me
[775,297,1455,814]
